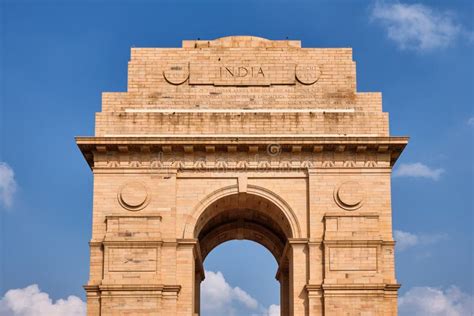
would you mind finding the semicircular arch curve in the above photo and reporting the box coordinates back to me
[182,184,302,240]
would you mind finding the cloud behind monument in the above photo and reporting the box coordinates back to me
[0,162,17,209]
[370,1,469,52]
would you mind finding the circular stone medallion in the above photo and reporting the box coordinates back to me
[295,64,321,85]
[334,181,365,211]
[163,63,189,85]
[118,182,150,211]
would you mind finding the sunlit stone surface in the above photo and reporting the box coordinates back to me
[77,36,407,315]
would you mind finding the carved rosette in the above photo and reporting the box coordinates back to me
[163,63,189,85]
[295,64,321,85]
[334,181,365,211]
[118,182,150,211]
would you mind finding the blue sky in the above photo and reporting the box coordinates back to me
[0,0,473,315]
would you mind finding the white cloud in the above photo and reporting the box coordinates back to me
[0,284,86,316]
[371,1,466,51]
[394,230,419,251]
[468,117,474,126]
[394,230,448,251]
[201,270,258,314]
[393,162,444,180]
[233,287,259,310]
[202,270,279,316]
[264,304,280,316]
[0,162,17,208]
[399,286,474,316]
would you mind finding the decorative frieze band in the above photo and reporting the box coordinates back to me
[94,157,389,170]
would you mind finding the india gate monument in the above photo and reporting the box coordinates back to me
[77,36,408,315]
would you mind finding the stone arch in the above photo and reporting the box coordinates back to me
[189,185,298,316]
[183,184,301,241]
[199,221,284,262]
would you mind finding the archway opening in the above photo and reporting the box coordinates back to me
[193,192,293,316]
[201,240,280,316]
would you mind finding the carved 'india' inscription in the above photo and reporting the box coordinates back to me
[189,63,295,86]
[220,66,265,78]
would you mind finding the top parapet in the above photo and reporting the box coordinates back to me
[103,36,382,111]
[182,36,302,49]
[127,36,356,92]
[97,36,389,137]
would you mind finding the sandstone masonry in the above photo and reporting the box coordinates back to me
[77,36,408,316]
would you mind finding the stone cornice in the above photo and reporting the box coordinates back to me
[76,136,408,169]
[322,283,401,292]
[93,284,181,293]
[76,135,408,145]
[323,240,395,246]
[306,283,401,295]
[324,212,379,218]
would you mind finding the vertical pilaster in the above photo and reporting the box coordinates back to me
[158,242,179,314]
[84,286,100,316]
[289,239,308,316]
[307,242,324,315]
[277,266,290,316]
[88,242,103,284]
[307,169,325,315]
[194,270,202,316]
[162,289,178,316]
[176,240,196,316]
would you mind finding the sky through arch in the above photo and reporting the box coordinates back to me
[202,240,280,316]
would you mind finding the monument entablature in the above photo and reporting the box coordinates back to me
[78,36,407,316]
